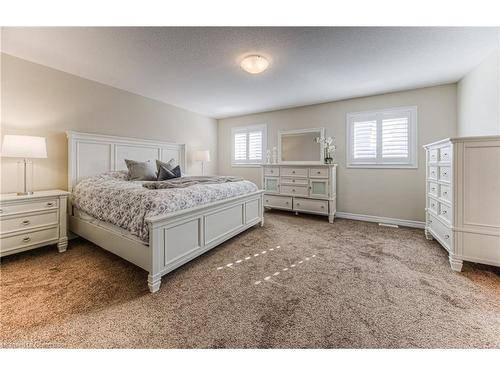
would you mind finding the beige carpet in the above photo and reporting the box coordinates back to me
[1,211,499,348]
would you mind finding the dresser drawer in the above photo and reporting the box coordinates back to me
[0,211,58,234]
[263,167,279,176]
[0,227,59,254]
[280,167,308,177]
[439,166,451,182]
[429,149,439,163]
[428,213,452,250]
[439,146,451,162]
[263,194,292,209]
[439,183,451,203]
[280,177,308,185]
[428,182,438,197]
[428,166,438,180]
[309,168,329,179]
[0,199,58,216]
[439,202,452,223]
[428,197,439,214]
[280,185,309,196]
[293,198,328,214]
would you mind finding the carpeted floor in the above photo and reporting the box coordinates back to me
[1,211,499,348]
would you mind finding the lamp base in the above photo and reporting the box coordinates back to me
[17,191,34,196]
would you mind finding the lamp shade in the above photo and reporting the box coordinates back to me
[193,150,210,162]
[1,135,47,158]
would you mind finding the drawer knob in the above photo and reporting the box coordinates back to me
[429,220,433,223]
[46,202,54,207]
[444,235,450,240]
[444,153,448,157]
[321,206,325,209]
[296,203,300,206]
[292,171,295,174]
[317,171,321,174]
[265,200,269,203]
[292,189,295,192]
[292,180,295,182]
[443,191,448,195]
[442,210,447,215]
[21,220,31,225]
[0,209,3,213]
[431,187,435,191]
[22,237,31,243]
[285,202,289,205]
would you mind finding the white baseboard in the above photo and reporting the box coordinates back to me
[335,211,425,229]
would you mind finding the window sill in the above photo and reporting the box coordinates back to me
[347,164,418,169]
[231,163,262,168]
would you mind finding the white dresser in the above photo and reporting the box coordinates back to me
[0,190,69,257]
[261,164,337,223]
[424,136,500,271]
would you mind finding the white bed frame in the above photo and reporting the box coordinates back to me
[67,131,264,292]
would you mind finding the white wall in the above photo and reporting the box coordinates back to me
[1,53,218,193]
[457,48,500,137]
[218,84,457,223]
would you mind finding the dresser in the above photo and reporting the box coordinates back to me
[0,190,69,257]
[261,164,337,223]
[424,136,500,271]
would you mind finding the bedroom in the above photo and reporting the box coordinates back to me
[1,1,499,373]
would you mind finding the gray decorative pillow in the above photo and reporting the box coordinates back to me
[124,159,157,181]
[156,158,176,172]
[157,164,177,181]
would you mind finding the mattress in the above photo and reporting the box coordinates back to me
[71,171,258,242]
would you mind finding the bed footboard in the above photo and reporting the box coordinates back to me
[146,190,264,292]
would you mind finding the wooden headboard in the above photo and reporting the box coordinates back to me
[67,131,186,191]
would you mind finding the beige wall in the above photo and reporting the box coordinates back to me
[218,84,457,222]
[457,48,500,136]
[0,54,218,193]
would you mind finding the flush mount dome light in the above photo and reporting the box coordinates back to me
[240,55,269,74]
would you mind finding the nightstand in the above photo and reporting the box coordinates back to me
[0,190,70,257]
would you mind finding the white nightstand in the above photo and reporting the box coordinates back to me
[0,190,70,257]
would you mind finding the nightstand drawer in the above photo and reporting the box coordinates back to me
[0,211,58,234]
[0,227,59,254]
[0,199,58,216]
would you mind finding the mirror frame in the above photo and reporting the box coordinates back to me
[278,127,325,164]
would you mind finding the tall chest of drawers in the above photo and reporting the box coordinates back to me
[261,164,337,223]
[0,190,69,257]
[424,137,500,271]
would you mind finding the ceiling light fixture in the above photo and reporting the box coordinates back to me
[240,55,269,74]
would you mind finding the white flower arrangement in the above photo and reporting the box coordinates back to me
[315,136,336,163]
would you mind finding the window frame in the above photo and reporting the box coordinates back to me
[346,106,418,169]
[231,124,267,167]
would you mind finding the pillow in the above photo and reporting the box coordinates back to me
[124,159,157,181]
[157,164,181,181]
[156,158,176,172]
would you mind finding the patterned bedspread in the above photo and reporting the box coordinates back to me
[72,171,258,242]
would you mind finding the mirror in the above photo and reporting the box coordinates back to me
[278,128,325,164]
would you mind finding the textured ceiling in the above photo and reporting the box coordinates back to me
[2,27,499,118]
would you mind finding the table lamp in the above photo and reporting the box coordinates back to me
[193,150,210,176]
[1,135,47,195]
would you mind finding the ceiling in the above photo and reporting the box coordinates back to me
[2,27,499,119]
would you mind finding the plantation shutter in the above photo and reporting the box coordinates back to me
[234,132,247,161]
[353,120,377,159]
[248,130,263,161]
[382,116,409,159]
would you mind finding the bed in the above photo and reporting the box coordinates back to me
[67,131,264,292]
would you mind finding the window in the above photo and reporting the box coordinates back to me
[347,106,417,168]
[231,124,267,166]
